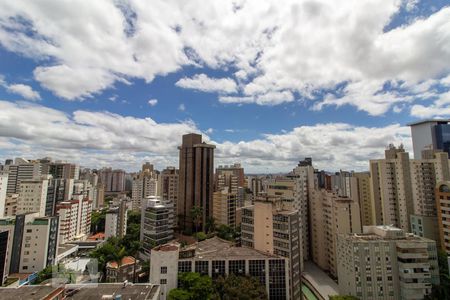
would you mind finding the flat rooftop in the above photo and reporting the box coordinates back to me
[181,237,282,260]
[0,286,63,299]
[65,283,159,299]
[407,119,450,126]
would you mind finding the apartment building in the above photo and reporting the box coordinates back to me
[436,181,450,253]
[215,163,245,207]
[310,189,362,278]
[132,164,159,210]
[140,196,174,258]
[337,225,439,300]
[0,230,8,285]
[369,144,413,231]
[0,213,59,274]
[353,172,374,226]
[213,188,237,228]
[55,196,92,244]
[105,199,128,239]
[16,176,51,217]
[240,195,302,300]
[4,158,43,194]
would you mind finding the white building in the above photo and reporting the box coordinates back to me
[16,176,51,217]
[105,199,128,239]
[140,196,174,258]
[0,213,59,274]
[337,225,440,300]
[149,244,180,300]
[0,172,8,218]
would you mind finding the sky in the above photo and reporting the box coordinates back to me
[0,0,449,173]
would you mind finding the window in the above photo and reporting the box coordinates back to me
[160,279,167,284]
[161,266,167,274]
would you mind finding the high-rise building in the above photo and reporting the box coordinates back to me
[16,176,51,217]
[310,189,361,278]
[353,172,374,226]
[55,196,92,244]
[369,144,413,231]
[240,195,302,300]
[0,172,8,218]
[3,194,17,217]
[212,188,237,227]
[409,149,450,242]
[337,225,439,300]
[408,119,450,159]
[177,133,215,233]
[160,167,178,214]
[98,168,126,192]
[140,196,174,258]
[45,178,74,217]
[5,158,43,194]
[215,163,245,207]
[48,162,79,180]
[132,163,159,210]
[290,159,316,261]
[0,213,59,274]
[105,199,128,239]
[436,181,450,254]
[0,230,8,285]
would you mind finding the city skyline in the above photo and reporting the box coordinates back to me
[0,1,449,173]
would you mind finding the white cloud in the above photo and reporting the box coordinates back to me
[410,91,450,118]
[148,98,158,106]
[205,128,214,134]
[0,1,447,112]
[404,0,420,12]
[175,74,237,93]
[0,100,412,173]
[178,103,186,111]
[219,91,294,105]
[6,83,41,101]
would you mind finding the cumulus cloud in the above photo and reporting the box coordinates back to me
[175,74,237,93]
[6,83,41,101]
[0,1,448,113]
[148,98,158,106]
[0,100,412,172]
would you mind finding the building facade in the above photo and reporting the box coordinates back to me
[240,195,302,300]
[212,188,237,228]
[140,196,174,258]
[337,225,439,300]
[177,133,215,233]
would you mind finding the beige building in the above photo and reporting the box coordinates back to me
[436,181,450,253]
[369,145,413,231]
[3,193,18,217]
[149,244,180,300]
[16,176,50,217]
[337,225,439,300]
[215,164,245,207]
[291,159,316,261]
[240,195,302,300]
[310,189,362,278]
[354,172,374,226]
[212,188,237,227]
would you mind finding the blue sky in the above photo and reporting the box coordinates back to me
[0,0,449,173]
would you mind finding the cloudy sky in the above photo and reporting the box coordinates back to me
[0,0,449,173]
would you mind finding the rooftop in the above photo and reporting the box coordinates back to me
[407,119,450,126]
[0,284,160,300]
[65,283,160,299]
[107,256,136,269]
[180,237,283,260]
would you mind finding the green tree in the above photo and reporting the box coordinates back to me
[169,272,217,300]
[205,217,216,234]
[190,206,203,233]
[91,210,106,233]
[216,224,238,241]
[215,274,267,300]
